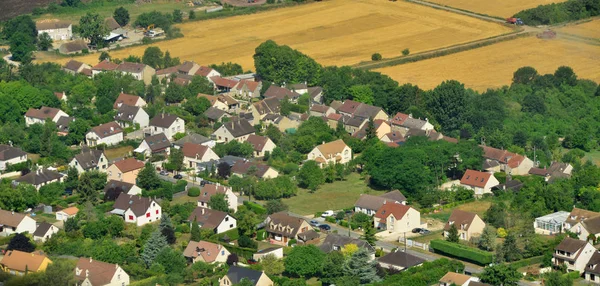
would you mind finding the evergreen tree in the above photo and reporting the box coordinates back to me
[447,224,459,243]
[501,233,522,262]
[159,213,176,244]
[64,216,79,233]
[7,233,35,252]
[137,163,162,190]
[478,226,496,251]
[365,117,377,141]
[77,171,96,202]
[141,229,168,267]
[343,248,380,284]
[190,217,201,241]
[361,221,377,245]
[64,166,79,192]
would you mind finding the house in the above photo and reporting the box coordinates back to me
[54,91,68,102]
[195,66,221,79]
[106,158,144,184]
[135,133,171,157]
[75,257,130,286]
[263,85,300,103]
[251,97,281,124]
[173,133,214,149]
[188,207,236,234]
[92,60,119,76]
[297,230,320,244]
[33,222,59,242]
[183,143,220,170]
[480,145,534,175]
[198,94,229,112]
[378,250,425,271]
[534,211,570,235]
[69,148,108,173]
[253,247,284,261]
[183,240,231,264]
[0,250,52,275]
[115,105,149,129]
[55,116,75,136]
[220,266,273,286]
[63,59,91,75]
[459,170,500,196]
[116,62,156,85]
[320,233,375,255]
[262,114,299,133]
[197,156,245,173]
[343,116,368,134]
[390,112,435,135]
[564,208,600,230]
[380,132,406,145]
[354,190,407,215]
[148,113,185,140]
[111,193,161,226]
[113,93,147,109]
[352,119,391,140]
[86,122,124,147]
[212,119,255,143]
[443,210,486,241]
[16,169,63,190]
[59,40,89,55]
[309,105,335,117]
[491,178,524,192]
[55,206,79,222]
[24,106,69,127]
[211,76,239,93]
[568,215,600,241]
[553,237,596,272]
[232,80,262,99]
[0,144,27,171]
[307,86,324,104]
[439,272,480,286]
[36,19,72,40]
[374,203,422,233]
[529,161,573,182]
[0,209,36,237]
[325,113,343,129]
[204,107,229,123]
[104,180,142,201]
[245,135,276,157]
[197,184,238,212]
[220,95,241,113]
[264,212,312,245]
[231,160,279,179]
[307,139,352,168]
[156,61,201,80]
[337,100,389,121]
[585,251,600,284]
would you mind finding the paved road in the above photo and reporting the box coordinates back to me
[2,54,20,67]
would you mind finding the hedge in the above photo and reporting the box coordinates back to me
[210,228,240,242]
[205,239,256,260]
[243,201,267,215]
[430,239,493,265]
[563,271,580,280]
[509,256,544,269]
[174,180,188,193]
[256,229,267,241]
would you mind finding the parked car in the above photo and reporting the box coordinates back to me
[160,170,168,176]
[247,258,258,265]
[321,210,334,217]
[412,228,430,235]
[412,228,423,233]
[174,174,183,179]
[419,229,431,235]
[319,224,331,231]
[310,220,320,226]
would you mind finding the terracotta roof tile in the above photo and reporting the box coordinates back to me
[75,257,118,286]
[90,122,123,139]
[113,158,144,173]
[460,169,492,188]
[0,250,50,272]
[374,203,412,220]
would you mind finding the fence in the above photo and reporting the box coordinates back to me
[398,237,429,251]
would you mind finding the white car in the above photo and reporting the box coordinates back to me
[321,210,334,217]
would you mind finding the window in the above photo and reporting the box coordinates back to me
[118,172,122,178]
[221,250,225,255]
[146,213,150,218]
[156,210,159,215]
[225,217,229,222]
[128,215,134,220]
[230,224,234,228]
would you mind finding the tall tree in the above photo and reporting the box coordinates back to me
[343,248,381,284]
[284,245,325,278]
[137,163,162,190]
[260,254,285,276]
[350,85,374,105]
[44,259,77,285]
[142,46,164,69]
[500,233,522,262]
[322,251,346,284]
[78,171,97,202]
[7,233,35,252]
[208,193,229,212]
[159,213,176,244]
[479,264,522,286]
[190,217,201,241]
[141,229,168,267]
[297,160,325,192]
[113,7,130,27]
[37,33,53,51]
[79,12,109,46]
[362,221,377,245]
[427,80,468,133]
[478,226,496,251]
[446,224,459,243]
[168,147,184,172]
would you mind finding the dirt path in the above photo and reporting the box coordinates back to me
[405,0,506,23]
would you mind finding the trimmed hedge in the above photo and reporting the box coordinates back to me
[243,201,267,215]
[509,256,543,269]
[174,180,188,193]
[430,239,493,265]
[210,228,240,242]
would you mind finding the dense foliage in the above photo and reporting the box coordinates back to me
[515,0,600,25]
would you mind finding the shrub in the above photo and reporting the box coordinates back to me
[288,239,297,246]
[315,212,323,218]
[497,227,508,238]
[375,248,384,257]
[256,229,266,241]
[430,239,493,265]
[325,216,336,223]
[510,256,543,269]
[243,201,267,215]
[174,180,188,193]
[238,235,257,249]
[188,187,200,197]
[402,48,410,56]
[371,53,382,61]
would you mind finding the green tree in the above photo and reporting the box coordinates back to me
[191,217,202,241]
[183,96,211,116]
[189,10,196,20]
[37,32,53,51]
[253,40,322,86]
[427,80,468,133]
[485,202,507,229]
[478,226,497,251]
[260,254,285,276]
[187,75,214,95]
[154,248,187,274]
[142,46,164,69]
[62,0,80,7]
[159,212,176,244]
[44,259,77,285]
[280,96,292,116]
[554,66,578,86]
[371,53,382,61]
[79,12,109,46]
[7,233,35,252]
[522,93,546,114]
[98,51,111,62]
[208,193,229,212]
[113,7,130,27]
[350,85,374,105]
[297,161,325,192]
[209,62,245,77]
[543,270,574,286]
[236,208,258,237]
[284,245,325,278]
[512,66,538,85]
[168,147,184,172]
[165,82,188,103]
[361,221,377,245]
[322,251,346,284]
[266,199,288,214]
[500,233,522,262]
[343,247,380,284]
[78,171,97,202]
[10,32,35,63]
[65,217,79,233]
[479,264,522,286]
[172,9,183,23]
[446,224,459,243]
[138,163,162,190]
[141,229,168,267]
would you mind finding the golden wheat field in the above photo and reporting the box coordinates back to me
[375,36,600,91]
[46,0,511,69]
[559,19,600,39]
[426,0,567,18]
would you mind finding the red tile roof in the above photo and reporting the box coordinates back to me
[113,93,142,109]
[326,113,343,121]
[182,143,210,159]
[210,76,238,88]
[374,203,412,220]
[237,80,260,91]
[92,60,118,71]
[196,66,215,77]
[90,122,123,138]
[460,169,492,188]
[245,135,269,152]
[113,158,144,173]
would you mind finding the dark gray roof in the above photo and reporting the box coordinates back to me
[378,251,425,268]
[307,86,323,99]
[56,116,75,133]
[173,133,210,147]
[320,233,374,253]
[380,190,407,202]
[262,113,283,124]
[252,97,281,115]
[264,85,300,101]
[114,105,142,122]
[33,222,54,237]
[256,247,282,254]
[117,62,147,73]
[345,117,366,127]
[224,119,255,138]
[587,252,600,275]
[204,107,227,121]
[73,149,104,170]
[226,266,264,285]
[187,207,230,230]
[197,156,244,171]
[0,144,26,161]
[149,113,179,128]
[143,133,171,152]
[298,230,319,241]
[112,193,156,216]
[555,237,587,253]
[104,180,135,193]
[16,169,62,186]
[401,117,428,129]
[469,281,492,286]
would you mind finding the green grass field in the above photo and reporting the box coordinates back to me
[423,200,492,222]
[281,173,383,216]
[104,146,133,161]
[584,150,600,165]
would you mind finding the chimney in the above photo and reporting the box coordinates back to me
[162,113,165,119]
[110,127,114,132]
[63,91,66,97]
[85,269,89,277]
[115,264,118,269]
[201,208,205,215]
[409,113,413,118]
[11,211,14,215]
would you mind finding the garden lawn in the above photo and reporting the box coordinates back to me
[104,146,133,161]
[423,200,492,222]
[584,150,600,166]
[281,173,382,216]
